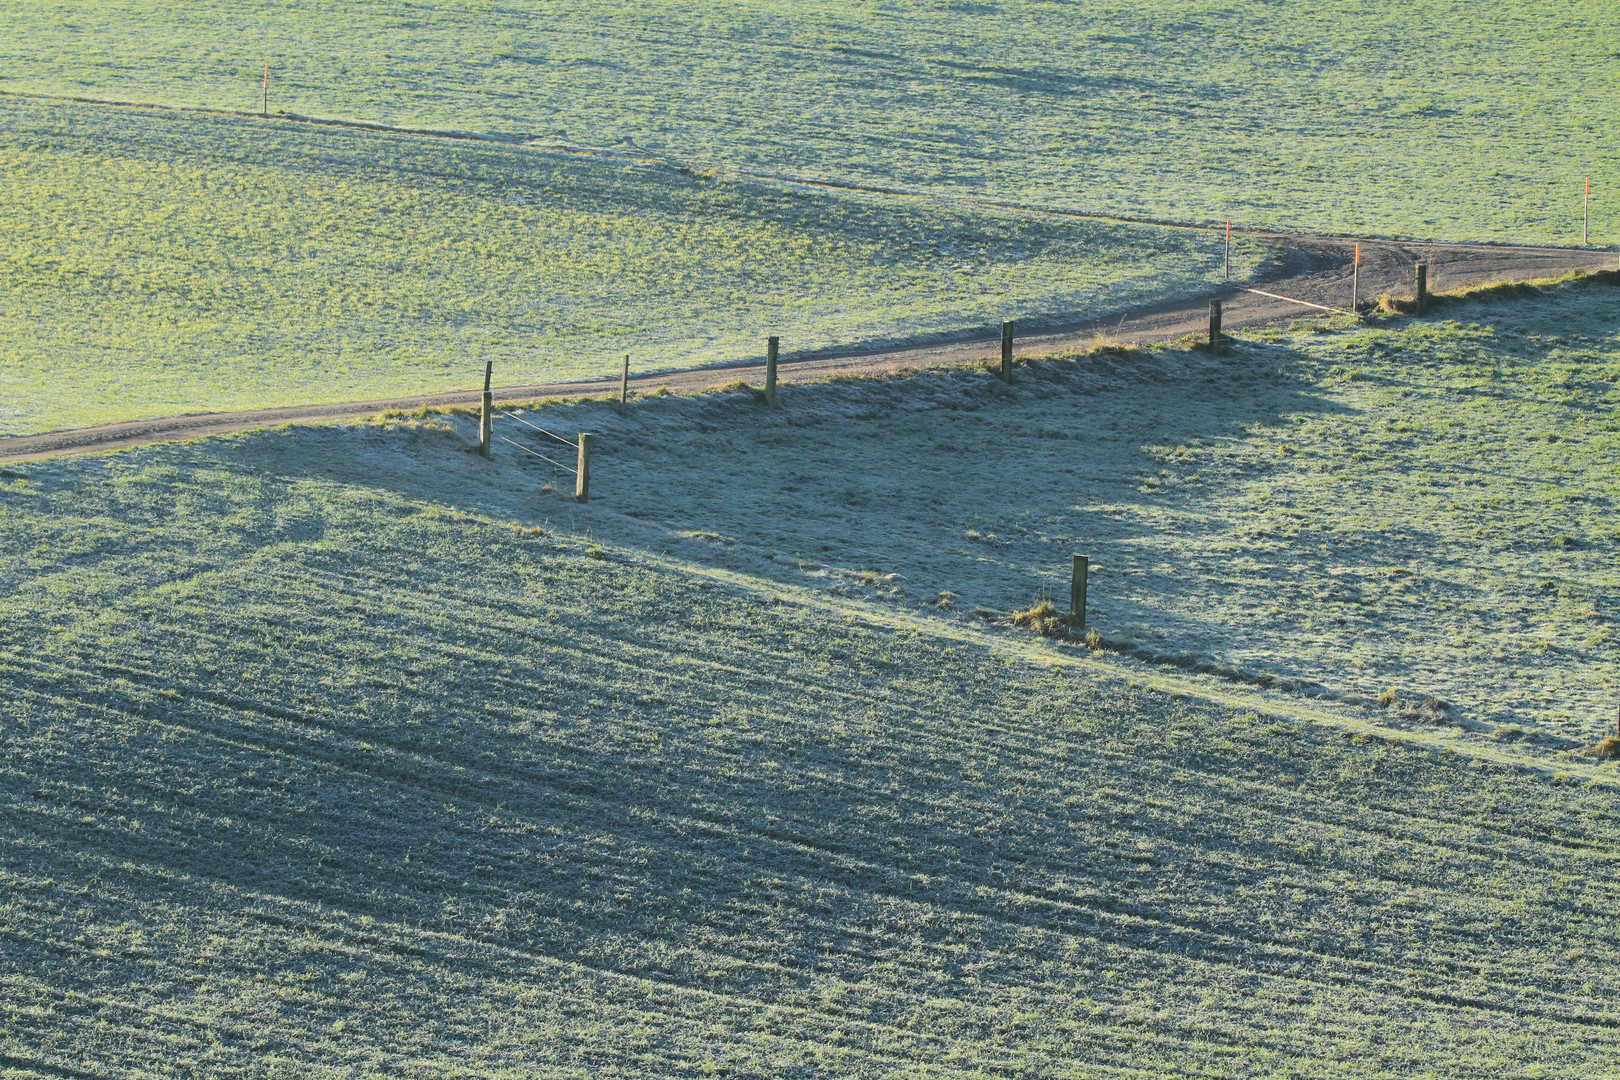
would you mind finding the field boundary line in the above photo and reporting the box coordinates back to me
[620,551,1620,787]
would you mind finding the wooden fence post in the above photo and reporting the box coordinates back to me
[1351,242,1361,314]
[765,336,778,407]
[1000,320,1014,382]
[480,361,493,458]
[1208,299,1222,350]
[1415,262,1428,314]
[619,354,630,415]
[574,433,592,502]
[1070,555,1089,631]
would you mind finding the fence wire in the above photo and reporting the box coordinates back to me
[495,409,577,449]
[496,435,576,474]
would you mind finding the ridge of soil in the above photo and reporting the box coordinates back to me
[3,235,1612,463]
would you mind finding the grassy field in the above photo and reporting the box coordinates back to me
[0,95,1252,436]
[0,0,1615,242]
[3,421,1619,1077]
[443,277,1620,746]
[3,288,1619,1076]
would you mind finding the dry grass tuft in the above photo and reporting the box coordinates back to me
[858,570,900,589]
[713,379,767,403]
[1012,601,1069,637]
[1581,736,1620,761]
[1378,688,1451,722]
[1377,269,1619,316]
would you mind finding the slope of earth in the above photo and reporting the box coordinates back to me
[446,277,1620,745]
[1,424,1618,1077]
[0,95,1254,437]
[0,1,1615,242]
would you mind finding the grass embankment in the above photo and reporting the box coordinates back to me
[0,95,1252,436]
[448,277,1620,745]
[3,422,1620,1077]
[0,0,1613,241]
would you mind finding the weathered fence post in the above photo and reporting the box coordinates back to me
[1070,555,1089,632]
[765,336,779,407]
[1000,320,1014,382]
[574,433,592,502]
[1208,299,1222,350]
[1415,262,1428,314]
[480,361,493,458]
[619,354,630,415]
[1351,242,1361,314]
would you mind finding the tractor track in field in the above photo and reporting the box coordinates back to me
[0,91,1615,462]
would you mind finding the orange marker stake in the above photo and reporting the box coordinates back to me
[1585,176,1591,246]
[1224,220,1231,281]
[263,64,270,117]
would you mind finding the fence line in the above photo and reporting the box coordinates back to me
[481,383,593,502]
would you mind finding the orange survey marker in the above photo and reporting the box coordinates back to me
[1585,176,1592,245]
[262,64,270,116]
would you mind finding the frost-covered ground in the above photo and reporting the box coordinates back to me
[3,370,1619,1074]
[461,280,1620,745]
[1,0,1613,241]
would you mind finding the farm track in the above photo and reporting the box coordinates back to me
[4,234,1609,464]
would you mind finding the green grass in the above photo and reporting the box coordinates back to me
[3,421,1620,1076]
[445,278,1620,746]
[6,288,1620,1075]
[0,95,1253,436]
[0,0,1615,242]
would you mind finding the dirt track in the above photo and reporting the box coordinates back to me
[2,234,1612,463]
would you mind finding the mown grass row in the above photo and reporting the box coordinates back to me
[2,424,1618,1075]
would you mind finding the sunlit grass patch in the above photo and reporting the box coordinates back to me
[0,0,1614,241]
[0,96,1252,435]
